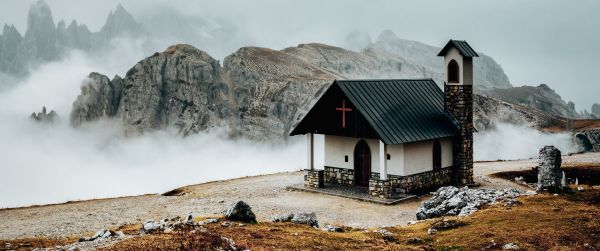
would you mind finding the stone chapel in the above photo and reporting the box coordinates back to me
[290,40,477,199]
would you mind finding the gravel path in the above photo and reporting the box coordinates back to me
[1,152,598,240]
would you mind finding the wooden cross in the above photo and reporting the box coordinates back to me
[335,99,352,128]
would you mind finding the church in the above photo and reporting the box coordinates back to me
[290,40,477,199]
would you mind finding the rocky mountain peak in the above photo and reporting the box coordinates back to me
[99,4,141,39]
[376,29,400,43]
[26,0,55,34]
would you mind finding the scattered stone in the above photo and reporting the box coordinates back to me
[221,221,232,227]
[537,145,568,193]
[271,213,294,222]
[503,243,520,250]
[142,221,163,233]
[514,176,526,185]
[291,212,319,227]
[416,186,521,220]
[223,201,257,223]
[206,218,219,224]
[186,214,194,225]
[427,228,437,235]
[321,225,343,232]
[578,186,585,191]
[78,229,115,242]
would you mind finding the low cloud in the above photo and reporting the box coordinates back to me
[474,122,577,161]
[0,42,304,208]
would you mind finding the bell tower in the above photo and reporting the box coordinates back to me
[437,40,478,186]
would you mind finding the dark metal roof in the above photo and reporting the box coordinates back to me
[437,40,479,57]
[290,79,459,144]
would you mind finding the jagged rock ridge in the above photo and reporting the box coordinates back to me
[71,43,565,141]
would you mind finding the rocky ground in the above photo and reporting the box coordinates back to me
[1,152,598,241]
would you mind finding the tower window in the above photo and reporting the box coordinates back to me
[448,60,459,83]
[344,155,348,162]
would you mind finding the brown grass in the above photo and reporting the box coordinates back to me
[103,189,600,250]
[0,237,78,250]
[4,189,600,250]
[543,119,600,132]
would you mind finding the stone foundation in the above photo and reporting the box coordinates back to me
[388,166,454,194]
[322,166,454,198]
[304,169,324,188]
[324,166,354,186]
[369,179,392,198]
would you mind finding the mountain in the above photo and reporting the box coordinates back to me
[0,0,143,76]
[70,43,564,141]
[361,30,512,91]
[486,84,577,118]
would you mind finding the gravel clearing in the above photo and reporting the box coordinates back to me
[1,152,597,240]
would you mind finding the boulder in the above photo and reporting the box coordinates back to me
[291,212,318,227]
[503,243,520,250]
[271,213,294,222]
[142,220,163,233]
[537,145,565,192]
[223,201,257,223]
[416,186,520,220]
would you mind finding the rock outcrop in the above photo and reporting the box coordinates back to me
[416,186,520,220]
[30,106,57,123]
[70,42,567,140]
[487,84,579,118]
[70,73,122,126]
[592,103,600,119]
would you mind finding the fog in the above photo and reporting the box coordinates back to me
[0,0,595,207]
[1,0,598,109]
[0,43,305,208]
[474,122,577,161]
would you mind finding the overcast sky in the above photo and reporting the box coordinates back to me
[1,0,599,110]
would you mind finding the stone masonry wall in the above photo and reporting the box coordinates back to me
[388,166,454,194]
[369,179,392,198]
[324,166,354,186]
[304,169,324,188]
[445,84,474,185]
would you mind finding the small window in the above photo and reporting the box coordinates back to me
[344,155,348,162]
[386,154,391,160]
[448,60,459,83]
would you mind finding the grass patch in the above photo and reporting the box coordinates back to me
[4,189,600,250]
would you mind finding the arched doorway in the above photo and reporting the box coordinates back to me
[433,140,441,170]
[354,140,371,186]
[448,60,459,83]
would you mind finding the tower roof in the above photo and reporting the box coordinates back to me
[437,40,479,58]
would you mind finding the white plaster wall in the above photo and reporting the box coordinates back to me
[385,144,404,176]
[323,135,380,171]
[403,138,454,176]
[323,135,453,177]
[443,47,469,86]
[441,138,453,168]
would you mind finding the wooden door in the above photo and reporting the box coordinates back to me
[354,140,371,186]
